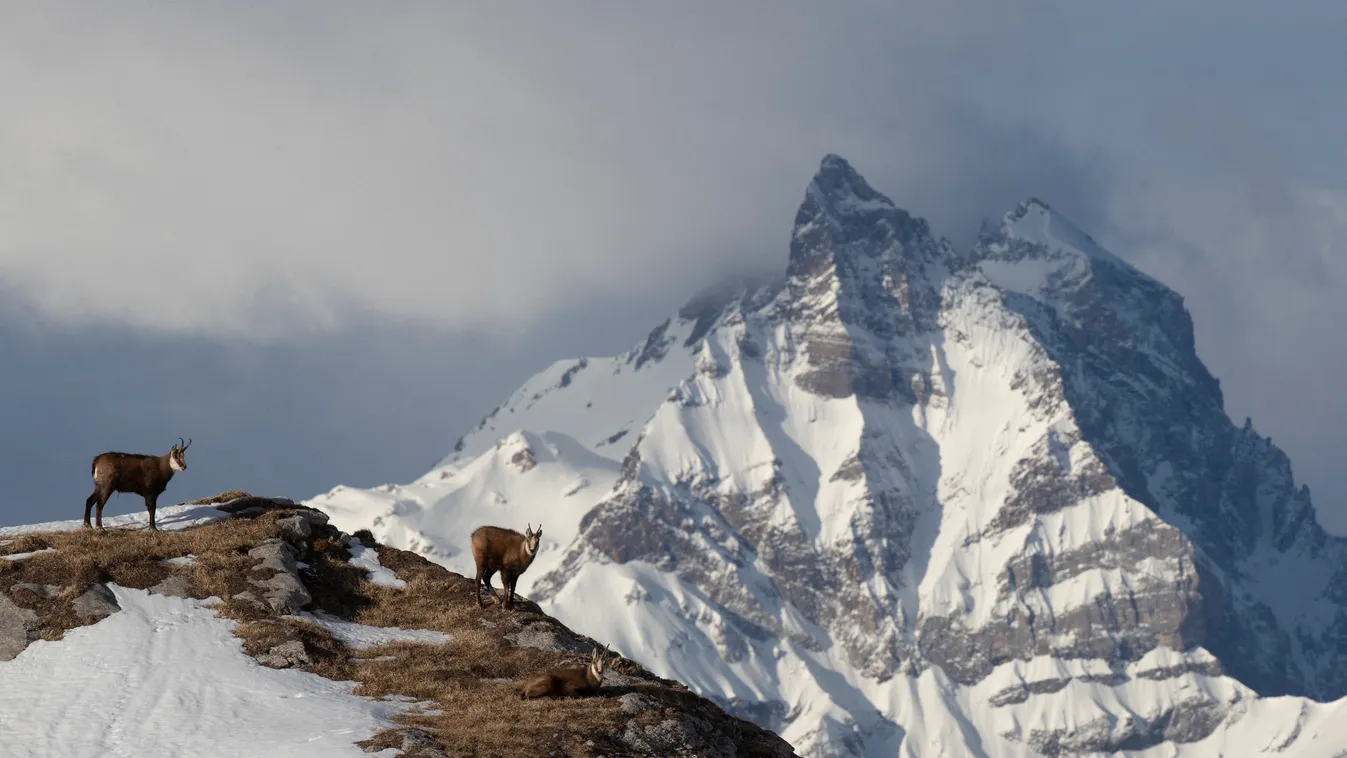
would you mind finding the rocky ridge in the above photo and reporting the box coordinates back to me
[0,496,794,757]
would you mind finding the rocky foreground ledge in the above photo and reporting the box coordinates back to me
[0,494,797,758]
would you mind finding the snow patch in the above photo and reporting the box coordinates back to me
[346,537,405,589]
[1,548,56,561]
[0,503,228,537]
[0,585,409,757]
[294,611,450,650]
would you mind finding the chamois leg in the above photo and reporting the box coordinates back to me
[484,569,504,606]
[94,491,110,531]
[144,493,159,531]
[475,566,487,608]
[478,568,503,607]
[84,491,99,529]
[504,573,517,609]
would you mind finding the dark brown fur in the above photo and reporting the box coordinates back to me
[470,523,541,609]
[520,647,608,699]
[85,438,191,531]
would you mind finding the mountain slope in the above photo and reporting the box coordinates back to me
[309,156,1347,757]
[0,497,794,757]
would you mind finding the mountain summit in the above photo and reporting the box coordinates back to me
[311,156,1347,757]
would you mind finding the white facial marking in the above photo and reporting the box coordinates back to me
[169,456,185,471]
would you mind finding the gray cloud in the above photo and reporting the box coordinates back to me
[0,1,1131,336]
[1,2,1345,531]
[0,292,664,527]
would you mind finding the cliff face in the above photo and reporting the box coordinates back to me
[0,496,796,757]
[311,156,1347,757]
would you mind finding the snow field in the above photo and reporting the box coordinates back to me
[0,586,414,758]
[0,502,230,537]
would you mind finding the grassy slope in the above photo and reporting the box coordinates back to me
[0,496,797,758]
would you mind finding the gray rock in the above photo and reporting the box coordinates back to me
[277,515,312,542]
[0,593,39,661]
[620,717,723,757]
[256,571,310,615]
[503,624,589,653]
[601,670,645,688]
[277,514,311,543]
[279,509,330,542]
[10,583,60,600]
[212,496,299,514]
[249,539,298,574]
[72,583,120,620]
[255,639,311,668]
[148,574,192,598]
[247,539,312,615]
[232,591,264,608]
[618,692,660,715]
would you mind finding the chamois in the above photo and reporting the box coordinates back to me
[520,646,610,699]
[85,437,191,531]
[470,523,541,609]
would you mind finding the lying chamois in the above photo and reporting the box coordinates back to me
[85,437,191,531]
[520,646,610,699]
[470,523,541,609]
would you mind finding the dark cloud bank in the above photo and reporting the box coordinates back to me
[0,296,660,526]
[1,3,1345,532]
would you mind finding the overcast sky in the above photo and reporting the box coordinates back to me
[1,2,1345,532]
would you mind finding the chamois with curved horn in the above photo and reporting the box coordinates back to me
[470,522,542,609]
[520,645,611,699]
[85,437,191,531]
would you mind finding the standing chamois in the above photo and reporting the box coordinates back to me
[85,437,191,531]
[470,523,541,609]
[520,646,610,699]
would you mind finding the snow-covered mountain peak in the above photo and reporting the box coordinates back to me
[985,195,1150,291]
[1004,196,1052,224]
[805,153,895,216]
[311,154,1347,757]
[790,155,946,286]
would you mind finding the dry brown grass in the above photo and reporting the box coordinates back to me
[1,508,795,758]
[187,489,253,505]
[233,616,352,681]
[300,542,650,757]
[0,514,292,638]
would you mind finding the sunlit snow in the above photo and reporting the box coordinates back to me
[0,586,411,758]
